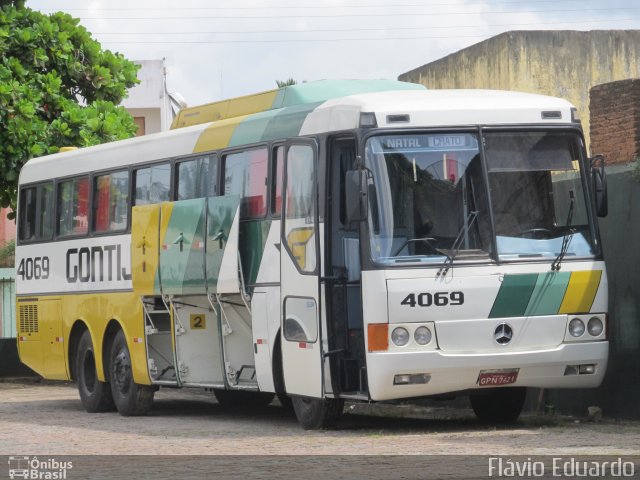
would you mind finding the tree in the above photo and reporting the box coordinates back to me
[0,4,139,217]
[276,78,297,88]
[0,1,25,8]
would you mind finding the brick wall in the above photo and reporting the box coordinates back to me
[590,79,640,165]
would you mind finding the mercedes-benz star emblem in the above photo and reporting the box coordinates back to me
[494,323,513,345]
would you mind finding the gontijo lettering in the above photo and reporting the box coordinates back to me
[66,244,131,283]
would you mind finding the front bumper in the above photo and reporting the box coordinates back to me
[366,341,608,401]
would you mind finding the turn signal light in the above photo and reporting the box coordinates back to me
[367,323,389,352]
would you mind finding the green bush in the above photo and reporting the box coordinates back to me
[0,239,15,267]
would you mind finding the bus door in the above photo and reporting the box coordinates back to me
[280,139,323,398]
[204,195,243,388]
[160,198,226,387]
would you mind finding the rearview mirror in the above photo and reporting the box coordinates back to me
[590,154,608,218]
[345,170,368,223]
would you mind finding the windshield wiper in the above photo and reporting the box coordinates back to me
[437,211,478,277]
[393,237,436,257]
[551,191,575,271]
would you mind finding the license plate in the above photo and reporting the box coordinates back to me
[477,368,519,387]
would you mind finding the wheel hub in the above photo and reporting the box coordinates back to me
[112,350,131,394]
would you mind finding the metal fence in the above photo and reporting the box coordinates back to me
[0,268,15,338]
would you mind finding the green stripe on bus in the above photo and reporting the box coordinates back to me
[160,198,207,295]
[524,271,571,317]
[229,109,280,147]
[239,220,272,286]
[277,79,425,107]
[206,195,240,288]
[489,273,539,318]
[260,102,323,141]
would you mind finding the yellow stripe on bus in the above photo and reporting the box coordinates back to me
[193,115,249,153]
[558,270,602,314]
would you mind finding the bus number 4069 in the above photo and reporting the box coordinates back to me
[17,256,50,280]
[401,291,464,307]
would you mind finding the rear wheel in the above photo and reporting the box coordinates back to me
[76,330,114,413]
[291,396,344,430]
[213,389,275,408]
[470,387,526,424]
[109,331,155,416]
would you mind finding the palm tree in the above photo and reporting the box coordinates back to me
[276,78,297,88]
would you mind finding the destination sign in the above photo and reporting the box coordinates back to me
[427,135,468,148]
[381,135,470,151]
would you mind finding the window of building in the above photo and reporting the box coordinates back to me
[176,155,218,200]
[224,148,268,218]
[57,177,89,237]
[134,117,146,137]
[134,164,170,205]
[94,170,130,233]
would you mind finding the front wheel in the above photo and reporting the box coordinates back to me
[76,330,114,413]
[291,396,344,430]
[470,387,526,424]
[109,331,155,416]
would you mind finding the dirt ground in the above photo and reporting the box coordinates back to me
[0,379,638,456]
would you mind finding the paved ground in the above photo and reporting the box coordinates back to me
[0,380,638,478]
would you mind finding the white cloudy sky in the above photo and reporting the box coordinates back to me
[26,0,640,107]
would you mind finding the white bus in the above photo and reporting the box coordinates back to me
[15,80,609,429]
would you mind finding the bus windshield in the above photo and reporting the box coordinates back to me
[364,131,596,266]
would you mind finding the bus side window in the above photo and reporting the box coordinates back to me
[134,164,171,205]
[57,177,89,237]
[39,183,54,239]
[176,155,218,200]
[271,146,284,216]
[224,148,268,218]
[19,183,54,242]
[94,170,129,232]
[18,187,37,241]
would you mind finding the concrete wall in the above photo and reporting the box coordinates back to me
[549,164,640,418]
[399,30,640,146]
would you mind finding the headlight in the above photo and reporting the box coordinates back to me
[391,327,410,346]
[568,318,585,337]
[414,326,432,345]
[587,317,604,336]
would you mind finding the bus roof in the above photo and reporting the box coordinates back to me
[19,84,576,185]
[170,79,426,129]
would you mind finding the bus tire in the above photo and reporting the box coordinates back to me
[277,393,293,411]
[109,331,154,416]
[470,387,526,424]
[76,330,115,413]
[271,336,293,412]
[291,396,344,430]
[213,389,275,408]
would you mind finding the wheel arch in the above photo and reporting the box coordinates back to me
[67,320,90,382]
[271,327,286,395]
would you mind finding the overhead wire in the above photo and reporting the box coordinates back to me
[37,0,591,10]
[70,7,640,21]
[91,18,636,36]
